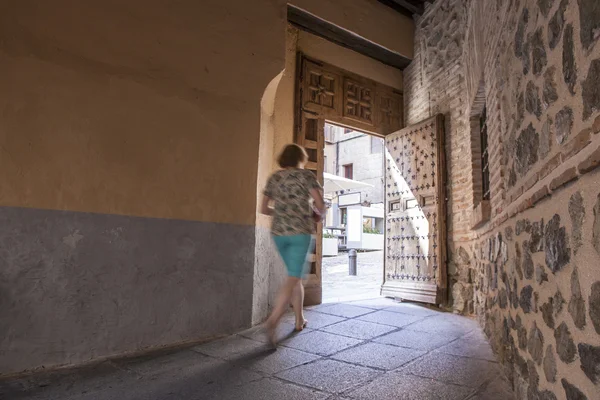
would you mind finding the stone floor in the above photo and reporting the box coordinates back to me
[322,250,383,303]
[0,298,516,400]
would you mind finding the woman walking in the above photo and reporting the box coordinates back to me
[260,144,325,346]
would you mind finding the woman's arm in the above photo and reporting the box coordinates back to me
[309,188,326,216]
[260,195,273,216]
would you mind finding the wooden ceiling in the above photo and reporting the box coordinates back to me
[376,0,434,17]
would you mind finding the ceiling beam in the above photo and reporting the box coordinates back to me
[287,5,412,70]
[376,0,425,16]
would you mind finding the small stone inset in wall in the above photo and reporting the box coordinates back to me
[548,0,568,49]
[545,214,571,273]
[517,315,528,350]
[537,0,556,17]
[512,277,520,309]
[563,24,577,95]
[520,285,534,313]
[593,194,600,256]
[544,345,557,383]
[582,58,600,120]
[515,8,530,57]
[536,265,549,284]
[517,92,526,128]
[554,322,577,363]
[568,268,587,330]
[539,117,553,160]
[516,219,532,236]
[523,243,535,279]
[562,379,589,400]
[526,81,543,119]
[532,28,548,76]
[543,67,559,109]
[578,343,600,384]
[569,192,585,255]
[505,226,514,241]
[528,321,545,364]
[516,123,540,175]
[554,290,566,315]
[590,281,600,334]
[578,0,600,51]
[555,107,574,144]
[530,220,544,252]
[541,300,556,329]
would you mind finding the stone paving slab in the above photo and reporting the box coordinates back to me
[373,328,457,351]
[315,303,375,318]
[281,309,347,329]
[0,297,515,400]
[319,319,397,340]
[401,352,500,388]
[280,330,364,356]
[276,359,381,394]
[346,372,475,400]
[331,342,426,370]
[435,337,497,361]
[357,310,426,328]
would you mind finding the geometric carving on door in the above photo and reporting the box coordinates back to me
[379,92,403,132]
[343,78,374,125]
[303,61,339,112]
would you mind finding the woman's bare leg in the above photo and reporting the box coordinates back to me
[291,280,306,330]
[266,277,300,343]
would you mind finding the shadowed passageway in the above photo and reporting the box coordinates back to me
[1,298,514,400]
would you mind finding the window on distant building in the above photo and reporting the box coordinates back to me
[480,106,490,201]
[371,136,383,154]
[343,164,353,180]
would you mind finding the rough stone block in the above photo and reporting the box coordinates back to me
[582,59,600,120]
[543,345,557,383]
[568,268,587,330]
[590,281,600,334]
[545,214,571,273]
[555,107,574,144]
[555,322,577,363]
[577,0,600,51]
[549,167,578,191]
[563,24,577,95]
[578,343,600,384]
[569,192,585,255]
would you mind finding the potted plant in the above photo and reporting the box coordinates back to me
[322,231,338,257]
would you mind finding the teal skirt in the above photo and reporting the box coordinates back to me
[272,234,314,278]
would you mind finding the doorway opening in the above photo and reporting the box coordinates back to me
[321,122,385,303]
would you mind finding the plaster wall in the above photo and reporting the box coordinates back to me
[0,0,413,375]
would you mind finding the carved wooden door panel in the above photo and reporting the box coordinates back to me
[295,111,325,306]
[381,115,447,305]
[302,60,342,118]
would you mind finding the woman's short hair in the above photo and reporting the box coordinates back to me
[278,144,308,168]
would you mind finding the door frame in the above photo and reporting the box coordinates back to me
[293,53,406,305]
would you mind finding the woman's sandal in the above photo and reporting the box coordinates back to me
[265,321,277,348]
[294,320,308,332]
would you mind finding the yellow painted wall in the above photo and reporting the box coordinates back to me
[0,0,413,227]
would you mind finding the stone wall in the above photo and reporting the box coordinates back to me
[406,0,600,398]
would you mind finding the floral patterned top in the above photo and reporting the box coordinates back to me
[263,168,322,236]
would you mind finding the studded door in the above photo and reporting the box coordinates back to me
[381,115,447,305]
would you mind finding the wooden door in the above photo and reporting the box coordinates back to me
[295,111,325,305]
[294,54,405,305]
[381,115,447,305]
